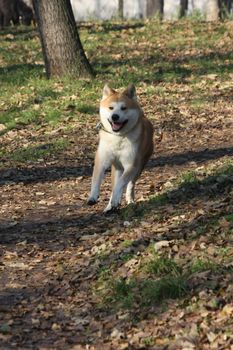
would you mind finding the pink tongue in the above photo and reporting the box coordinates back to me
[112,122,122,131]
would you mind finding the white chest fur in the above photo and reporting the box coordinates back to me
[98,131,139,169]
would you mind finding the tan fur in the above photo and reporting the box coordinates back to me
[87,84,154,213]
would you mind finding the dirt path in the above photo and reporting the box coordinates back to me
[1,105,233,349]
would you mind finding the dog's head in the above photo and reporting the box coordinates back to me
[99,84,141,134]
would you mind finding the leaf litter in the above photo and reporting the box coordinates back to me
[0,19,233,350]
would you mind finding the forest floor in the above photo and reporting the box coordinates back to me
[0,19,233,349]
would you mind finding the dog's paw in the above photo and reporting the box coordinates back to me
[103,204,120,215]
[87,197,97,206]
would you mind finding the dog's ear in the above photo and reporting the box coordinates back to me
[123,84,137,100]
[102,84,115,100]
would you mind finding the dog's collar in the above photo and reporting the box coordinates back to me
[95,122,125,136]
[96,122,108,133]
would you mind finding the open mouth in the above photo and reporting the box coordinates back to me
[109,120,128,132]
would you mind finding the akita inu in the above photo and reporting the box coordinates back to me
[87,84,154,213]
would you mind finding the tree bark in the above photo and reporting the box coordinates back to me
[33,0,93,78]
[218,0,232,18]
[118,0,124,19]
[206,0,220,21]
[146,0,164,19]
[180,0,188,17]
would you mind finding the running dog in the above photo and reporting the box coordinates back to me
[87,84,154,213]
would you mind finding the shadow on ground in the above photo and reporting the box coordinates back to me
[79,21,145,33]
[94,49,233,83]
[0,165,92,186]
[1,160,232,246]
[0,146,232,186]
[0,27,37,40]
[0,63,44,86]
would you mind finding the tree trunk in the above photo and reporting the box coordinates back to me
[180,0,188,17]
[218,0,232,18]
[33,0,93,78]
[206,0,220,21]
[146,0,164,19]
[118,0,124,19]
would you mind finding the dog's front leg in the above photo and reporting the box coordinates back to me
[104,167,123,213]
[125,180,135,204]
[103,167,135,213]
[87,152,107,205]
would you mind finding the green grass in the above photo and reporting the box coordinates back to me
[118,160,233,223]
[121,202,146,220]
[141,276,187,306]
[104,275,187,310]
[99,255,232,311]
[146,255,181,276]
[99,246,233,311]
[143,337,154,346]
[179,170,198,185]
[187,9,204,21]
[0,20,232,173]
[0,20,232,140]
[108,278,136,309]
[0,323,11,335]
[189,258,219,274]
[148,193,169,207]
[195,225,208,237]
[215,162,233,176]
[0,19,233,350]
[76,103,97,114]
[97,266,112,282]
[44,109,62,124]
[121,253,135,263]
[120,239,134,248]
[1,138,69,163]
[225,214,233,223]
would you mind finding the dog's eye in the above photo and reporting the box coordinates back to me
[109,106,114,110]
[121,106,127,111]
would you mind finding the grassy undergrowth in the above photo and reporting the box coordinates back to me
[1,20,233,140]
[3,138,69,162]
[1,18,233,349]
[1,19,233,306]
[97,252,232,311]
[120,162,233,221]
[95,161,232,312]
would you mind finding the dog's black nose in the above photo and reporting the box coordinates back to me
[112,114,120,122]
